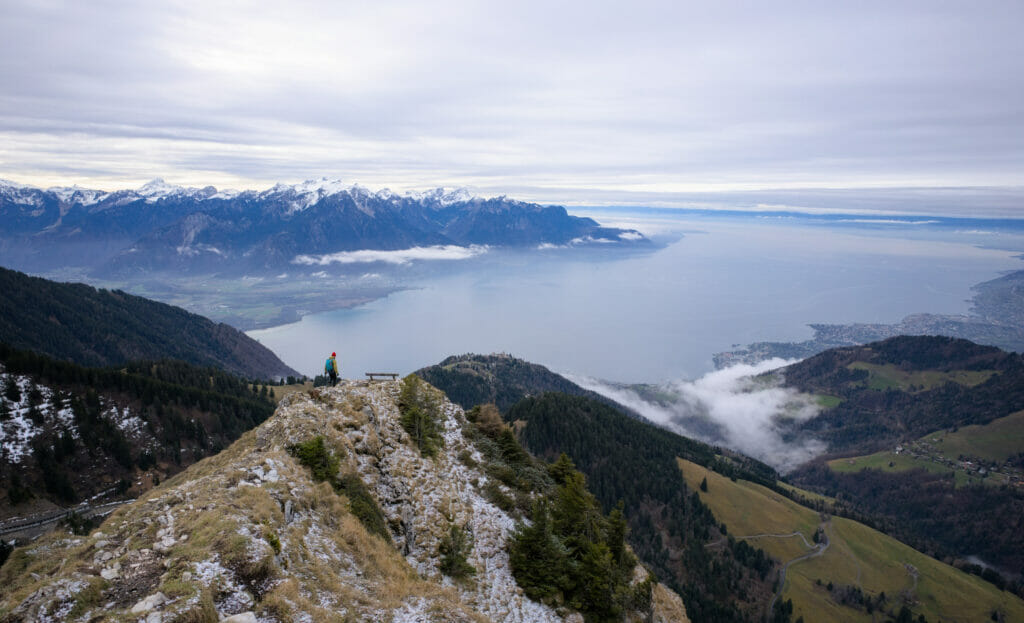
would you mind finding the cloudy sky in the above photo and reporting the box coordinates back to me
[1,0,1022,208]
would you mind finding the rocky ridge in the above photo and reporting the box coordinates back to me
[0,380,687,622]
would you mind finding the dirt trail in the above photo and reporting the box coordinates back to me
[765,523,831,613]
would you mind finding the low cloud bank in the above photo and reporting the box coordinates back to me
[293,245,488,266]
[568,359,827,473]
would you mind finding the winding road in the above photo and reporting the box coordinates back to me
[736,524,831,613]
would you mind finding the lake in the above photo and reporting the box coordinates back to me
[248,210,1024,383]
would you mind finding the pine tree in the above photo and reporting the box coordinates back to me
[3,374,20,403]
[509,500,570,600]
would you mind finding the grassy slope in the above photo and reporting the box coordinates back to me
[931,410,1024,462]
[679,459,1024,623]
[846,362,995,392]
[827,410,1024,487]
[776,481,836,506]
[828,452,979,487]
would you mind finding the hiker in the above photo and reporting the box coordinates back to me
[325,352,339,387]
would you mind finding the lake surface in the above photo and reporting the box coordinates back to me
[248,211,1024,383]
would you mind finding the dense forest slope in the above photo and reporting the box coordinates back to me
[415,353,636,415]
[0,343,276,521]
[506,393,780,623]
[0,266,296,379]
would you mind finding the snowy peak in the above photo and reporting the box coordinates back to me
[136,178,180,197]
[2,178,481,209]
[135,179,219,203]
[262,178,351,213]
[412,186,476,207]
[46,185,109,206]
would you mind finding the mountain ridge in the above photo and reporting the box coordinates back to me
[0,379,688,622]
[0,178,648,277]
[415,353,641,417]
[0,266,297,380]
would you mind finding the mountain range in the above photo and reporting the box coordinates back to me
[0,179,647,277]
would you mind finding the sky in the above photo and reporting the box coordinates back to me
[1,0,1023,210]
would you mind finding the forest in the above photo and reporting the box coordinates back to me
[1,342,275,507]
[505,392,780,623]
[0,265,294,379]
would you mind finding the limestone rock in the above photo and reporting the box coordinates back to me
[130,591,167,614]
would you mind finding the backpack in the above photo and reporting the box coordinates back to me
[325,357,335,373]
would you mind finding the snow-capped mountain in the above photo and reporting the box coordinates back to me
[0,179,648,276]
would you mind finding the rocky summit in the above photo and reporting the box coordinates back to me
[0,380,687,622]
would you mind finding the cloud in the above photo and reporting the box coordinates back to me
[293,245,488,266]
[838,219,941,225]
[568,359,827,473]
[1,1,1022,203]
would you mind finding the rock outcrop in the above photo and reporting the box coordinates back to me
[0,379,687,622]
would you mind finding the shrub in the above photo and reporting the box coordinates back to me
[439,524,476,579]
[265,531,281,555]
[471,403,506,438]
[508,460,645,622]
[483,480,516,513]
[337,473,390,541]
[398,374,444,458]
[288,436,340,483]
[289,436,390,543]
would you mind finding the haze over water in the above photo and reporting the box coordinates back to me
[249,210,1024,383]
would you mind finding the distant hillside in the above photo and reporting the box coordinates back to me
[507,391,780,623]
[783,335,1024,455]
[0,343,276,520]
[0,266,297,379]
[779,335,1024,583]
[415,353,638,416]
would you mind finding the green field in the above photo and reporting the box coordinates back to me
[827,452,987,487]
[827,410,1024,487]
[930,410,1024,462]
[679,459,1024,623]
[846,362,996,392]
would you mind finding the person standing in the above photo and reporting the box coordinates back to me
[325,352,339,387]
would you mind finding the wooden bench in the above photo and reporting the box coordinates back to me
[365,372,399,381]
